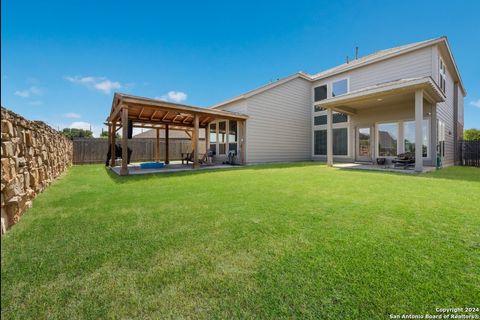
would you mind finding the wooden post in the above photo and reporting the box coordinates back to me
[165,124,170,164]
[193,114,199,168]
[110,122,116,167]
[205,127,209,155]
[120,107,129,175]
[155,128,160,162]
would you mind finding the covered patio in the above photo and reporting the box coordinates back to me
[315,77,445,172]
[106,93,248,175]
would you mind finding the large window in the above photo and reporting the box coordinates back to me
[404,120,428,157]
[209,123,217,153]
[437,120,446,157]
[332,79,348,97]
[314,130,327,155]
[378,123,398,156]
[314,85,327,102]
[218,121,226,155]
[228,120,238,153]
[314,129,348,156]
[333,113,348,124]
[314,115,327,126]
[333,128,348,155]
[439,58,446,93]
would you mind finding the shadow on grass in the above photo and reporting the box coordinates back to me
[105,161,326,184]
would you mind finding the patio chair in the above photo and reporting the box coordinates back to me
[181,152,193,165]
[182,151,207,165]
[392,152,415,169]
[105,144,132,166]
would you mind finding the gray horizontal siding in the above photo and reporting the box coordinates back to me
[312,47,434,91]
[436,53,456,166]
[245,77,312,163]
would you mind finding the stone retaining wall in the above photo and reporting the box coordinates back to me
[1,107,73,233]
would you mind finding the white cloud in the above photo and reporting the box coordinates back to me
[66,76,122,94]
[14,86,43,98]
[69,121,92,131]
[470,99,480,108]
[63,112,81,119]
[156,91,188,103]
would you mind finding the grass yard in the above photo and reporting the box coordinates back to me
[1,163,479,319]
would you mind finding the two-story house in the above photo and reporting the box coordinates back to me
[209,36,465,172]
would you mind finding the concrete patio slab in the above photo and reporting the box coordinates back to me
[333,163,437,174]
[110,162,238,175]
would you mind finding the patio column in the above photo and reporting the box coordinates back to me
[110,122,116,167]
[155,128,160,162]
[415,89,424,172]
[165,125,170,164]
[193,114,199,168]
[241,120,246,164]
[120,106,129,176]
[326,108,333,166]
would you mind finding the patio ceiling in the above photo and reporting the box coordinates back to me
[107,93,248,129]
[314,76,446,115]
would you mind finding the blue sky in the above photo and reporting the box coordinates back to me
[2,0,479,136]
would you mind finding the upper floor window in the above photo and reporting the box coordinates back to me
[332,79,348,97]
[314,85,327,102]
[333,112,348,124]
[439,58,446,93]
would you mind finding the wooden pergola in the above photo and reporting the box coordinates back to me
[106,93,248,175]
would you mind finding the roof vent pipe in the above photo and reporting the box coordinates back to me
[355,46,359,60]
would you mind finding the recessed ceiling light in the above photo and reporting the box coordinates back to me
[377,98,383,101]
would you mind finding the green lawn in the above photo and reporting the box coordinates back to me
[1,164,479,319]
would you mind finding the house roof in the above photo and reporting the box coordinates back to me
[210,37,465,109]
[311,37,466,95]
[310,38,439,80]
[210,72,311,109]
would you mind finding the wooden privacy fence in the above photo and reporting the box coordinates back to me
[459,140,480,167]
[73,138,206,164]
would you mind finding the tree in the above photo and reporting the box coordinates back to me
[464,128,480,141]
[61,128,93,139]
[100,130,120,139]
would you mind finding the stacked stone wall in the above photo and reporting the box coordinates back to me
[1,107,73,233]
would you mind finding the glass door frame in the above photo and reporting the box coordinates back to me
[356,125,373,162]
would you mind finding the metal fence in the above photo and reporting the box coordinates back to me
[459,140,480,167]
[72,138,205,164]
